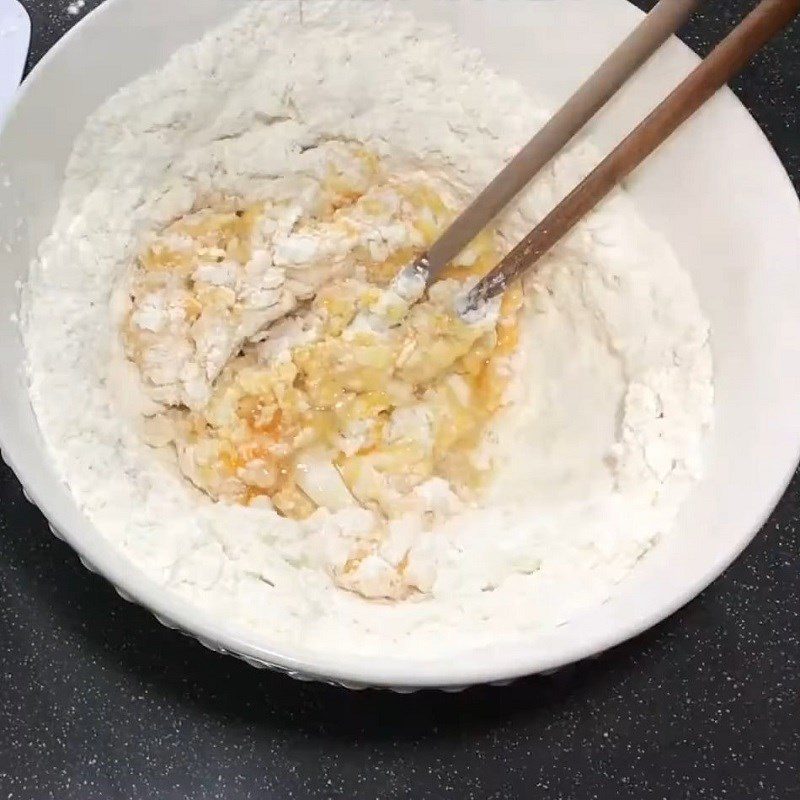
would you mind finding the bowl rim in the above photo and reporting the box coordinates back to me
[2,0,799,689]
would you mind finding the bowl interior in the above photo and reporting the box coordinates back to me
[0,0,798,688]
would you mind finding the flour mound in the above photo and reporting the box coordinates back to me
[23,0,712,658]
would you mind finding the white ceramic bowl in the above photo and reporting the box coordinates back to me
[0,0,798,690]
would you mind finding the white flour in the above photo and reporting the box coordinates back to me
[23,0,713,657]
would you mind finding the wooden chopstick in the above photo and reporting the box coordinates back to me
[465,0,800,309]
[414,0,700,281]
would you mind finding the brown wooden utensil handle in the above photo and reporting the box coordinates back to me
[417,0,700,279]
[468,0,800,306]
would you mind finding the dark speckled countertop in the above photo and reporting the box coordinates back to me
[1,2,799,798]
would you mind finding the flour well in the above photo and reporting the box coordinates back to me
[23,0,713,657]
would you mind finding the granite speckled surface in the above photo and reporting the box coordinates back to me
[1,1,799,798]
